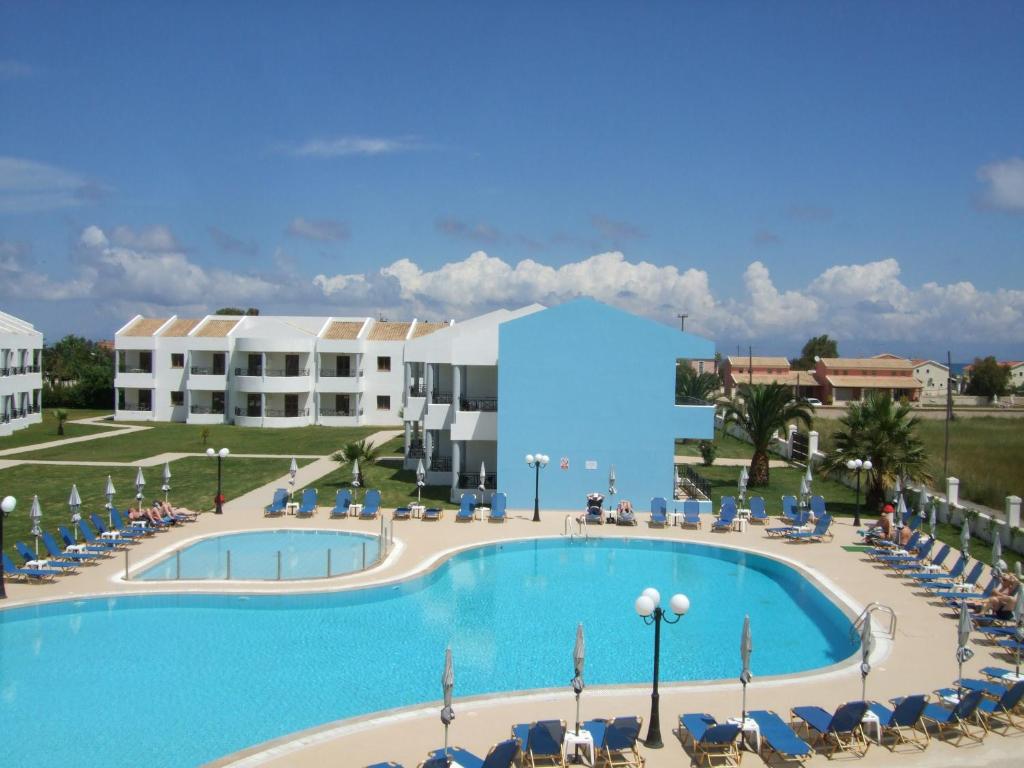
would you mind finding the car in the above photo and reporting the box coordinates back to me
[805,397,823,406]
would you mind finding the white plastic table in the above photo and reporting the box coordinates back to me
[726,716,760,752]
[562,728,595,765]
[410,504,426,518]
[861,710,881,743]
[349,503,364,516]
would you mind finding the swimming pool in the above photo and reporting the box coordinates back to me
[1,538,858,767]
[133,529,381,581]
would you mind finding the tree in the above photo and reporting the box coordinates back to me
[214,307,260,315]
[675,362,721,403]
[55,408,68,435]
[791,334,839,370]
[819,393,930,510]
[966,356,1011,398]
[331,438,381,468]
[42,335,114,409]
[721,383,814,486]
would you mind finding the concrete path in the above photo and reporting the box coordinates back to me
[0,416,149,457]
[674,455,789,468]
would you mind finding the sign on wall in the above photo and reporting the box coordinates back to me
[584,460,597,470]
[560,457,570,470]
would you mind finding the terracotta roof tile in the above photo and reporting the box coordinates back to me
[160,318,201,337]
[411,321,448,338]
[820,357,913,370]
[322,321,364,340]
[122,318,168,337]
[367,321,411,341]
[194,318,240,338]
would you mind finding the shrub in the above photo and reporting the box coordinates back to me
[699,440,717,466]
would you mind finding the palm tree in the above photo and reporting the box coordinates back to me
[820,393,929,509]
[721,383,813,486]
[55,408,68,436]
[331,438,381,468]
[676,363,721,404]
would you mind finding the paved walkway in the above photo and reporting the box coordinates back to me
[0,415,149,458]
[674,455,790,468]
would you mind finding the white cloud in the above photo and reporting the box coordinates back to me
[287,217,349,242]
[977,157,1024,212]
[0,156,108,213]
[110,225,180,251]
[285,136,419,157]
[312,273,372,297]
[742,261,819,329]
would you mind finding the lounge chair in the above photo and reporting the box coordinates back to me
[931,574,999,605]
[747,710,812,763]
[649,497,668,528]
[79,519,130,550]
[875,537,931,564]
[585,505,604,525]
[111,508,154,535]
[422,507,443,521]
[90,514,144,541]
[678,713,741,768]
[41,531,102,562]
[592,715,643,767]
[295,488,318,517]
[510,719,566,768]
[748,496,768,524]
[616,504,637,526]
[59,525,116,555]
[968,680,1024,732]
[360,489,381,519]
[2,552,61,582]
[901,543,950,574]
[425,738,519,768]
[870,531,921,559]
[488,492,507,523]
[908,555,968,583]
[681,499,702,529]
[780,495,798,523]
[786,514,833,542]
[365,763,404,768]
[265,488,288,516]
[766,509,809,537]
[866,695,930,751]
[809,495,826,519]
[330,489,352,518]
[711,503,736,532]
[920,560,982,591]
[920,689,985,745]
[789,700,870,757]
[393,506,412,520]
[16,541,78,572]
[456,492,476,522]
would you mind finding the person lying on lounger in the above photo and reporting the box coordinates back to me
[979,574,1020,617]
[863,504,894,542]
[156,500,198,520]
[617,500,635,523]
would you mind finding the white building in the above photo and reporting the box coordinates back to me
[1008,361,1024,392]
[114,314,450,427]
[0,310,43,436]
[912,359,950,398]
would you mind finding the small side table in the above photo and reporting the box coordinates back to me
[349,503,364,517]
[410,504,426,518]
[562,728,595,765]
[285,502,299,515]
[726,717,761,752]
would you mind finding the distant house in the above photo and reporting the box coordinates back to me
[910,359,950,397]
[720,356,809,398]
[814,357,922,403]
[0,310,43,436]
[960,360,1024,393]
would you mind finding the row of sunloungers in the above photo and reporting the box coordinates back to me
[648,494,835,541]
[367,716,644,768]
[265,488,509,523]
[2,506,194,583]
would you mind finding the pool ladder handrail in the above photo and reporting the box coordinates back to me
[563,513,588,541]
[850,602,897,641]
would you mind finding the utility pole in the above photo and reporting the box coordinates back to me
[748,346,753,385]
[676,313,688,332]
[944,350,953,480]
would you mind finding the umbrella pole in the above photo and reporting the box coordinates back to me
[575,691,581,735]
[741,683,747,723]
[443,723,449,761]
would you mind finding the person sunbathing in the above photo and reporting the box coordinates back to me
[980,574,1020,617]
[616,500,635,525]
[862,504,894,542]
[157,500,197,521]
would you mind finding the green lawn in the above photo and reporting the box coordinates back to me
[297,457,453,511]
[17,422,389,462]
[814,417,1024,509]
[675,432,754,460]
[0,456,312,559]
[0,409,117,449]
[377,435,406,456]
[695,463,861,517]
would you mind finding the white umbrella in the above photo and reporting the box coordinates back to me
[859,613,875,702]
[440,647,455,762]
[608,465,617,497]
[993,535,1003,571]
[960,520,971,555]
[68,484,82,541]
[917,488,930,515]
[572,623,586,735]
[416,458,426,503]
[289,457,298,484]
[893,475,903,502]
[105,475,116,527]
[798,476,810,501]
[29,494,42,556]
[929,502,938,539]
[135,467,146,507]
[162,461,172,501]
[895,494,908,526]
[479,460,487,504]
[351,459,361,501]
[740,616,753,723]
[805,462,813,483]
[1012,588,1024,676]
[956,601,974,696]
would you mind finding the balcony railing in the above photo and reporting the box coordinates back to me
[457,472,497,490]
[406,442,425,458]
[680,465,712,499]
[430,456,452,472]
[320,368,359,378]
[319,408,360,417]
[234,367,263,377]
[0,368,7,376]
[117,367,153,374]
[459,396,497,412]
[191,366,226,375]
[408,382,425,397]
[234,407,262,417]
[265,408,309,417]
[265,368,310,377]
[190,405,225,415]
[431,391,453,405]
[121,403,153,412]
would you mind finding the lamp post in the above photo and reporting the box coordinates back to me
[0,495,18,599]
[634,588,690,748]
[525,453,549,522]
[206,447,230,514]
[846,457,872,527]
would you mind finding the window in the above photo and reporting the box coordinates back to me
[376,395,391,411]
[377,356,391,372]
[171,353,184,369]
[170,391,184,406]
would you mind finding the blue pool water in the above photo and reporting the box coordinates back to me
[1,538,858,767]
[134,529,380,581]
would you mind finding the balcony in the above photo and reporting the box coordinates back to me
[190,405,225,415]
[457,472,497,490]
[430,456,452,472]
[121,403,153,412]
[118,366,153,374]
[459,396,497,412]
[409,382,425,397]
[319,408,361,417]
[431,391,453,405]
[320,368,361,378]
[235,407,262,417]
[265,368,310,377]
[235,367,263,377]
[191,366,226,375]
[266,408,309,417]
[406,442,425,458]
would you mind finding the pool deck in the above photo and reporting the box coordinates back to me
[3,481,1022,768]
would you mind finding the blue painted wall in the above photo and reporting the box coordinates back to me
[497,298,714,512]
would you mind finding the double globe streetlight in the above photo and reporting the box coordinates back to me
[525,453,549,522]
[206,447,230,514]
[635,587,690,748]
[846,457,872,527]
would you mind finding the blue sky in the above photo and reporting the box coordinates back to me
[1,1,1022,359]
